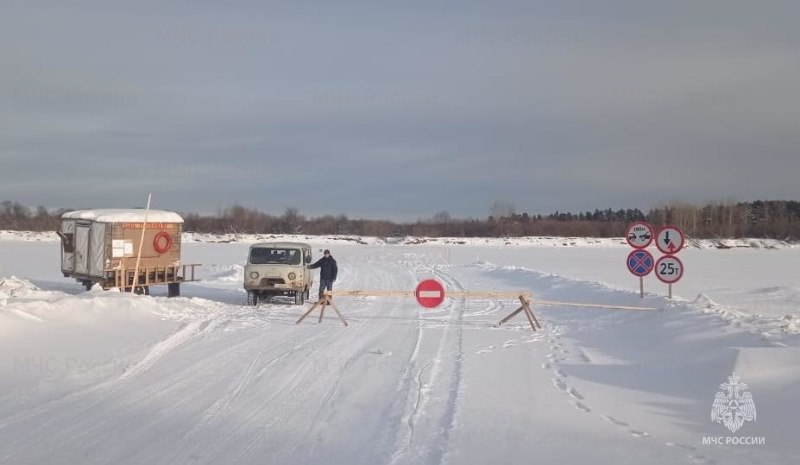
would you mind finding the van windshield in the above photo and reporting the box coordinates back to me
[250,248,301,265]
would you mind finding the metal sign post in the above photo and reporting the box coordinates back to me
[654,255,684,299]
[627,249,654,298]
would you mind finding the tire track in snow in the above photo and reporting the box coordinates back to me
[118,317,224,382]
[0,313,242,456]
[228,253,415,464]
[429,266,467,465]
[388,264,455,465]
[0,313,226,430]
[390,264,470,465]
[6,299,338,458]
[301,257,412,459]
[204,330,339,464]
[383,264,432,463]
[178,330,332,445]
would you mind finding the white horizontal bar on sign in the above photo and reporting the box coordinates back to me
[418,290,443,298]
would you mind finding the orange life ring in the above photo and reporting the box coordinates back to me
[153,231,173,254]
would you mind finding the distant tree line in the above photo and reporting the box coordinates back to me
[2,200,799,239]
[0,201,65,231]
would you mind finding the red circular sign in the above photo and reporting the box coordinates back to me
[656,225,686,254]
[415,279,446,309]
[655,255,684,284]
[625,222,654,249]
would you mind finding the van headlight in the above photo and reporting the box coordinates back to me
[288,272,297,280]
[250,271,259,279]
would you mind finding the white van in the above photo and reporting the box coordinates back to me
[244,242,313,305]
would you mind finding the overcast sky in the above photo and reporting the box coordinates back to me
[1,0,799,220]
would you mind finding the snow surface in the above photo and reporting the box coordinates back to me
[1,237,799,464]
[60,209,184,223]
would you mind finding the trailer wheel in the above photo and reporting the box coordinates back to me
[133,286,148,295]
[168,283,180,298]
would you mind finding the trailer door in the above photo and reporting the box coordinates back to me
[60,220,76,273]
[88,223,107,277]
[75,223,90,275]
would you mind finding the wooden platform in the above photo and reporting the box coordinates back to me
[106,263,200,289]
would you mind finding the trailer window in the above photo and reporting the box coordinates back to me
[57,232,75,253]
[249,248,301,265]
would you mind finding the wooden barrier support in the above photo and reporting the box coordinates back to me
[296,293,348,327]
[496,295,541,331]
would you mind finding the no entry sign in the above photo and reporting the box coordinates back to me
[415,279,446,309]
[656,225,685,254]
[655,255,684,284]
[627,249,655,277]
[626,222,654,249]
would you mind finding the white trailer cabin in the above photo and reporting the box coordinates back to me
[58,209,199,296]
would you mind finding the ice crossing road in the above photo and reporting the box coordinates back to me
[0,242,798,465]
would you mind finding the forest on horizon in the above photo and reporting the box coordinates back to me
[1,199,798,240]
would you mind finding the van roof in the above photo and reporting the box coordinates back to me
[61,209,184,223]
[250,242,311,249]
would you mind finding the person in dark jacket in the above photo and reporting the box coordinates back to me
[308,249,338,300]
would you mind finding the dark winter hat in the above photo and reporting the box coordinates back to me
[324,249,331,254]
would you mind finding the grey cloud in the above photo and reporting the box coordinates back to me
[1,0,799,219]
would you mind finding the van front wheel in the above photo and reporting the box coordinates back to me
[247,291,259,307]
[294,291,305,306]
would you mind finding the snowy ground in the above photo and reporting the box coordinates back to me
[1,235,798,464]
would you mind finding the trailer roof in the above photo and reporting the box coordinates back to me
[61,209,184,223]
